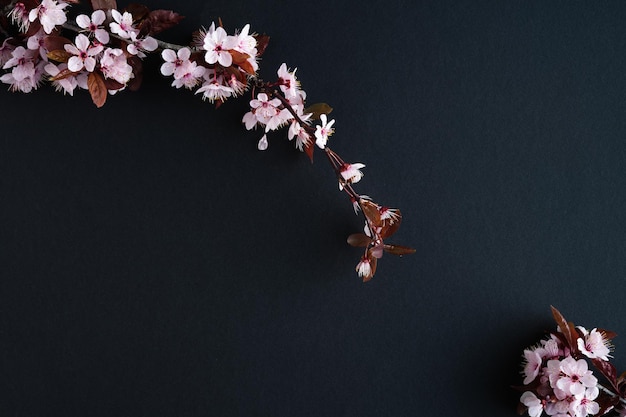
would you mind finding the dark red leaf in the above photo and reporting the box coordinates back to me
[361,200,382,227]
[347,233,371,248]
[125,3,150,21]
[43,36,72,52]
[595,391,620,416]
[143,9,184,35]
[87,71,107,108]
[592,358,619,392]
[91,0,117,10]
[304,140,314,162]
[103,77,124,91]
[126,56,143,91]
[550,306,578,353]
[254,34,270,57]
[383,244,416,256]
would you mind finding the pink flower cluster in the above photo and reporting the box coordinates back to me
[1,2,159,100]
[243,63,336,152]
[518,307,623,417]
[160,22,259,103]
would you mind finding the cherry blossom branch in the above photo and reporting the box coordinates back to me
[0,0,414,281]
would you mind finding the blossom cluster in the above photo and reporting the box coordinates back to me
[159,22,261,104]
[2,1,163,102]
[518,307,625,417]
[0,0,414,281]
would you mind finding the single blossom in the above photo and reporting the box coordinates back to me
[554,357,597,397]
[355,256,373,281]
[577,327,611,361]
[203,25,236,67]
[277,63,299,99]
[522,348,542,385]
[28,0,68,34]
[520,392,544,417]
[161,48,191,77]
[109,9,137,39]
[339,162,365,190]
[9,3,30,32]
[65,34,103,73]
[126,33,158,58]
[195,76,234,102]
[76,10,110,44]
[314,113,335,149]
[44,62,86,95]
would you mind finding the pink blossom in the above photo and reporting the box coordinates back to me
[28,0,68,34]
[288,119,312,151]
[126,33,158,58]
[277,63,299,99]
[0,39,16,67]
[339,163,365,190]
[522,349,543,385]
[195,76,234,102]
[160,48,190,77]
[26,29,48,61]
[249,93,289,131]
[9,3,30,32]
[355,256,373,280]
[44,62,86,95]
[109,9,136,39]
[100,48,133,85]
[76,10,110,44]
[232,24,257,56]
[203,24,236,67]
[65,34,103,73]
[314,114,335,149]
[520,392,544,417]
[570,387,599,417]
[577,327,611,361]
[554,357,597,397]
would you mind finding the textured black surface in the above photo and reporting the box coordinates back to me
[2,1,626,416]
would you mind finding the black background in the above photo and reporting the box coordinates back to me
[2,1,626,416]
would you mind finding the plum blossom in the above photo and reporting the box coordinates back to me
[257,134,268,150]
[1,46,43,93]
[577,327,611,361]
[195,75,234,102]
[126,33,158,58]
[314,114,335,149]
[28,0,68,34]
[99,48,133,85]
[247,93,289,131]
[203,24,236,67]
[355,256,373,281]
[44,62,87,95]
[161,48,190,78]
[65,34,103,73]
[109,9,137,39]
[288,118,312,151]
[27,29,48,61]
[552,357,597,397]
[76,10,110,44]
[0,39,16,67]
[570,387,599,417]
[520,392,545,417]
[339,163,366,190]
[277,63,299,99]
[9,3,30,32]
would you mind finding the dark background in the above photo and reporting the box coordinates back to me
[2,1,626,416]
